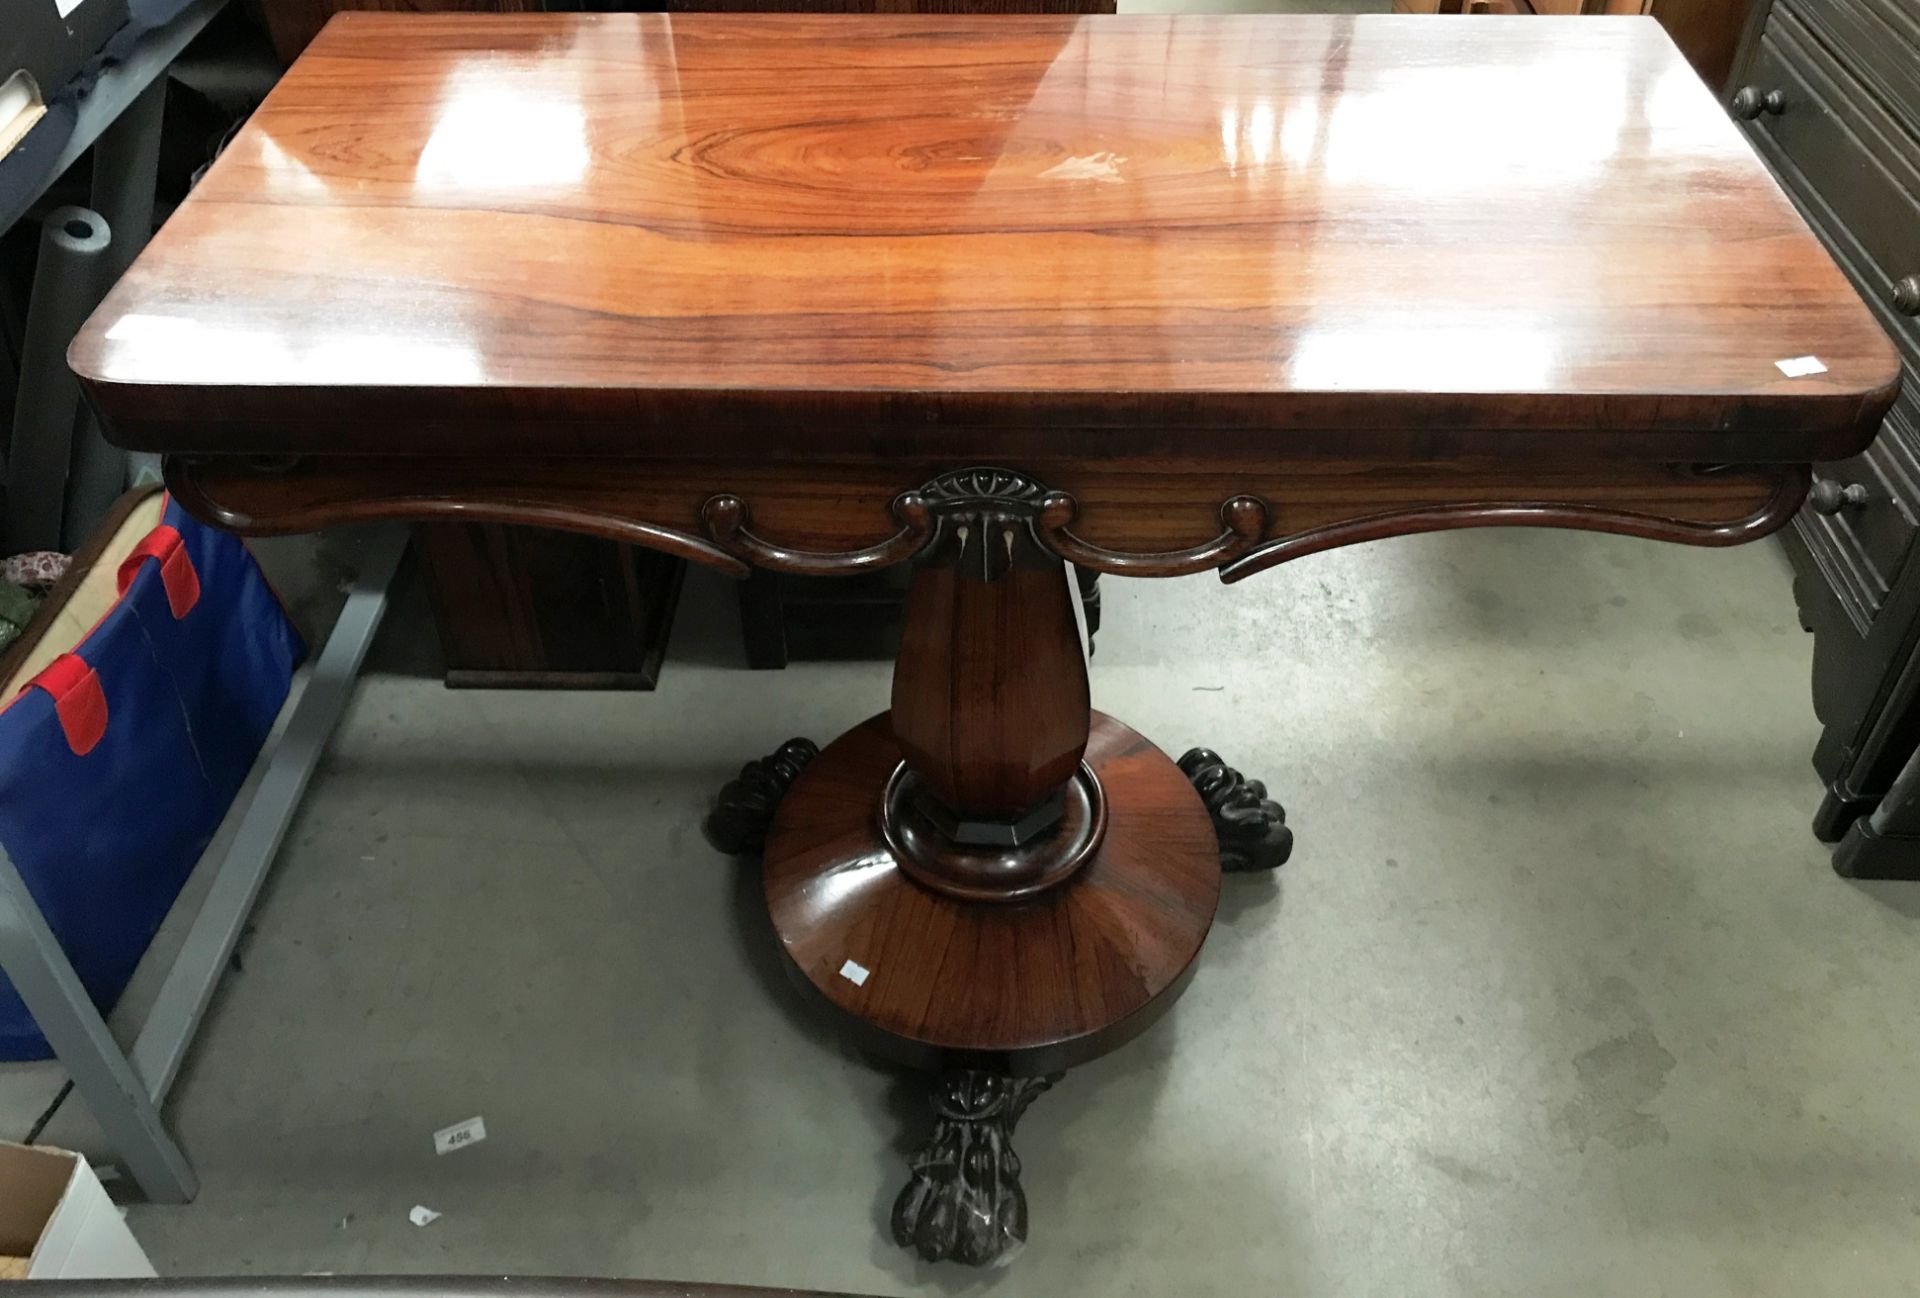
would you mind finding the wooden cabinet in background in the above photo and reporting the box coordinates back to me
[416,523,684,690]
[257,0,536,66]
[1394,0,1758,90]
[1729,0,1920,875]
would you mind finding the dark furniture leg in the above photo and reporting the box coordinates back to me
[1177,748,1293,873]
[892,1070,1061,1266]
[704,738,819,855]
[1833,737,1920,880]
[735,567,789,670]
[1814,783,1873,844]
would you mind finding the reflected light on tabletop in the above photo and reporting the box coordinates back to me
[1286,314,1562,392]
[1316,58,1632,190]
[101,313,484,387]
[415,62,593,193]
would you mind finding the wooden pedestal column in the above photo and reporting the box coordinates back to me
[759,522,1220,1265]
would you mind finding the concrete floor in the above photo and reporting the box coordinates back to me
[9,521,1920,1296]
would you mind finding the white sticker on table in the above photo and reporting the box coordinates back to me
[839,959,870,987]
[433,1115,487,1155]
[1776,355,1828,377]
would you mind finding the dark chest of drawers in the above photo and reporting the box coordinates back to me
[1731,0,1920,874]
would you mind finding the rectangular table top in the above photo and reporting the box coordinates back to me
[72,12,1899,461]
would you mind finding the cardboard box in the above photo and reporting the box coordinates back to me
[0,1141,155,1279]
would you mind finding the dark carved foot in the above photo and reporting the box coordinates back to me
[891,1071,1059,1266]
[1178,748,1292,872]
[704,738,818,855]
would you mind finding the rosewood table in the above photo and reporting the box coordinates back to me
[71,11,1896,1266]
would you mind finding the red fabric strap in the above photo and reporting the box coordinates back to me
[116,525,199,618]
[24,654,109,756]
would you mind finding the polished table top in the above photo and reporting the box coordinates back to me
[73,12,1897,460]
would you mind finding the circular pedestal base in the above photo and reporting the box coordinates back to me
[763,711,1221,1073]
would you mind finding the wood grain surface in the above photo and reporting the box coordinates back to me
[762,711,1219,1070]
[892,559,1090,819]
[74,13,1897,461]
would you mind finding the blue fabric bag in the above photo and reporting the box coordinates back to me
[0,491,303,1059]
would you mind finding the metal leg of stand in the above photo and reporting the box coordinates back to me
[0,846,196,1202]
[131,528,407,1103]
[0,528,404,1200]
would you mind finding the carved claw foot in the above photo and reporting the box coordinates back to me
[704,738,819,855]
[891,1070,1059,1266]
[1177,747,1292,872]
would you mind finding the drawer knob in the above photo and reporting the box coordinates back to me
[1895,275,1920,317]
[1808,478,1870,514]
[1731,86,1787,120]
